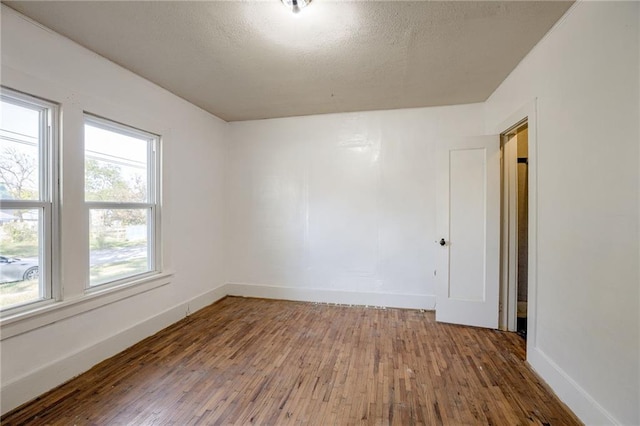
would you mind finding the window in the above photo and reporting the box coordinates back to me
[84,115,160,288]
[0,88,58,310]
[0,86,167,325]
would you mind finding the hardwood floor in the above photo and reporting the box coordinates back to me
[2,297,581,425]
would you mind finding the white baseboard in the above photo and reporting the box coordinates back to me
[528,347,619,425]
[0,285,227,416]
[224,282,436,310]
[14,283,616,425]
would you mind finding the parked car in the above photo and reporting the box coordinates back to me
[0,256,39,283]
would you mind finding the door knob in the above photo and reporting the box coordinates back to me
[439,238,446,246]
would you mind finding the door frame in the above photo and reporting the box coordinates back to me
[492,99,538,359]
[500,126,523,332]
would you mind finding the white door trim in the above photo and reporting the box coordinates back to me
[491,99,538,358]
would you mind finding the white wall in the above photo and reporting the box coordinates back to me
[227,104,484,308]
[0,7,229,414]
[485,2,639,424]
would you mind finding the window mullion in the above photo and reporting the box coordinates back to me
[0,200,48,209]
[86,202,153,210]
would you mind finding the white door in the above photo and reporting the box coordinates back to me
[435,135,500,329]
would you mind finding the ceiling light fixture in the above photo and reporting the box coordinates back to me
[281,0,312,14]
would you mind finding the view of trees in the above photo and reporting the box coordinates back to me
[0,148,39,256]
[86,159,147,249]
[0,147,37,200]
[85,159,146,203]
[1,145,147,204]
[85,159,147,233]
[1,148,148,252]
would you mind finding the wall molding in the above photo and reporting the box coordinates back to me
[0,285,228,416]
[224,282,436,310]
[528,347,619,425]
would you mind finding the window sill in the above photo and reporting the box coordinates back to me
[0,271,174,340]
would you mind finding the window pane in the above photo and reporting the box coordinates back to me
[0,209,42,308]
[89,208,150,286]
[0,100,41,200]
[85,122,149,203]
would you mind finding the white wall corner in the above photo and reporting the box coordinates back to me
[0,285,228,416]
[528,347,620,425]
[224,282,436,310]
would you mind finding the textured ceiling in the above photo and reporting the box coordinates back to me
[4,1,573,122]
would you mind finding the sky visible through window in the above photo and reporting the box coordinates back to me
[0,101,40,200]
[84,122,149,202]
[1,102,39,138]
[84,124,147,175]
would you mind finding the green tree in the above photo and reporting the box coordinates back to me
[86,159,147,250]
[85,159,145,204]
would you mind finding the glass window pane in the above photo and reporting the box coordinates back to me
[84,122,149,203]
[0,100,41,200]
[89,208,150,286]
[0,208,42,309]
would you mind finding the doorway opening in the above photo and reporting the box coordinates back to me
[500,120,529,340]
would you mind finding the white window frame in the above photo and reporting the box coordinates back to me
[84,114,161,290]
[0,87,60,316]
[0,83,171,337]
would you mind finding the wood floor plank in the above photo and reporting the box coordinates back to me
[2,297,581,425]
